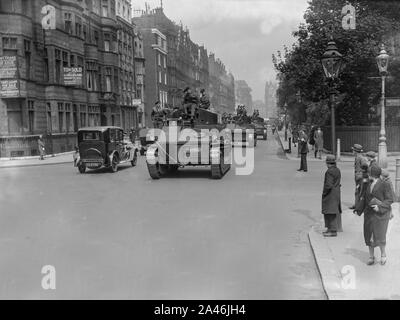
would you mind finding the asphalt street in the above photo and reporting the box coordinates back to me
[0,134,356,299]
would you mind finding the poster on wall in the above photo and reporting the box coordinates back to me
[0,56,18,79]
[0,80,19,97]
[63,67,83,86]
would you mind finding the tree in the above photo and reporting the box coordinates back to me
[273,0,400,126]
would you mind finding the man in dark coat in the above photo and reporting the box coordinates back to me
[350,144,367,210]
[322,155,342,237]
[297,130,309,172]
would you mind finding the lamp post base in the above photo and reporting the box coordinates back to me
[378,141,388,169]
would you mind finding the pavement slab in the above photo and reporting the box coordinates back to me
[309,205,400,300]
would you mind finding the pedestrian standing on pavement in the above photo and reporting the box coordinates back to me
[297,130,309,172]
[356,165,394,266]
[38,135,45,160]
[322,155,342,237]
[350,144,367,210]
[314,127,324,159]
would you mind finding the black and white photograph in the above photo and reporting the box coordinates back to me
[1,0,400,305]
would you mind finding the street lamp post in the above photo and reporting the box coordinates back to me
[376,44,389,169]
[321,39,343,158]
[321,39,343,232]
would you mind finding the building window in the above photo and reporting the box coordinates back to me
[83,24,88,41]
[7,99,22,134]
[80,104,87,127]
[65,103,71,133]
[114,68,119,92]
[86,61,98,91]
[2,37,17,56]
[94,30,99,46]
[75,16,82,38]
[55,49,61,83]
[88,106,100,127]
[164,73,167,85]
[111,0,115,15]
[158,53,161,66]
[73,104,78,132]
[70,54,76,67]
[46,103,52,133]
[104,33,110,52]
[102,0,108,17]
[24,40,31,79]
[58,102,64,132]
[105,67,112,92]
[64,12,73,34]
[159,70,162,84]
[28,100,34,133]
[163,56,166,68]
[44,48,49,82]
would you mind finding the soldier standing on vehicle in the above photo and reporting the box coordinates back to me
[199,89,210,110]
[151,101,165,128]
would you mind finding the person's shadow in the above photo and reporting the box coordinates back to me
[344,248,369,263]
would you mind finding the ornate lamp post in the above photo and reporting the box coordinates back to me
[321,39,343,232]
[321,39,343,158]
[376,44,389,168]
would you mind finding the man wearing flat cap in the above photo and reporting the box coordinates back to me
[350,144,367,210]
[322,155,342,237]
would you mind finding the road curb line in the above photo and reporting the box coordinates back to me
[308,225,346,300]
[275,133,289,160]
[0,161,72,169]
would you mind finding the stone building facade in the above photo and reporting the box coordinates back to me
[235,80,253,114]
[133,7,210,117]
[208,53,235,114]
[0,0,139,157]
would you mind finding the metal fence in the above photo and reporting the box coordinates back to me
[322,126,400,153]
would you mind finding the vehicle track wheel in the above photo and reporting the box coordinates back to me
[131,151,138,167]
[78,163,86,174]
[211,151,223,180]
[111,155,118,173]
[147,162,161,179]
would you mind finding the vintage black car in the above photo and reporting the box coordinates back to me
[76,126,139,173]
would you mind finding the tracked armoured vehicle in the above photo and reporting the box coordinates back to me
[145,107,232,180]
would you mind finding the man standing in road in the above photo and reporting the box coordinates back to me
[297,129,309,172]
[322,155,342,237]
[350,144,367,210]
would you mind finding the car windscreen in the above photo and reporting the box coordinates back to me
[81,132,101,141]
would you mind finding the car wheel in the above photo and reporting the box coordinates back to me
[111,155,118,173]
[78,163,86,174]
[131,151,138,167]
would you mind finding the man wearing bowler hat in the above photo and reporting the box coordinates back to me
[350,144,367,210]
[322,155,342,237]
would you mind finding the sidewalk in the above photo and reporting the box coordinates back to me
[0,152,74,169]
[277,130,400,168]
[309,204,400,300]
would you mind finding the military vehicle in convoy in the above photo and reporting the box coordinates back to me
[224,105,257,148]
[145,108,232,180]
[252,116,268,140]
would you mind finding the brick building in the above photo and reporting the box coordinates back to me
[0,0,139,157]
[208,53,235,114]
[133,6,210,120]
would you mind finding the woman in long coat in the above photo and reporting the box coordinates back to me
[322,155,342,237]
[356,165,394,265]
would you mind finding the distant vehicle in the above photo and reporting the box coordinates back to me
[226,112,257,148]
[252,116,268,140]
[76,126,139,174]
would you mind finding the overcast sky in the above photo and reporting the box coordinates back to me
[132,0,309,101]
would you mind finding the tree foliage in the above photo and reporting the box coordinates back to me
[273,0,400,126]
